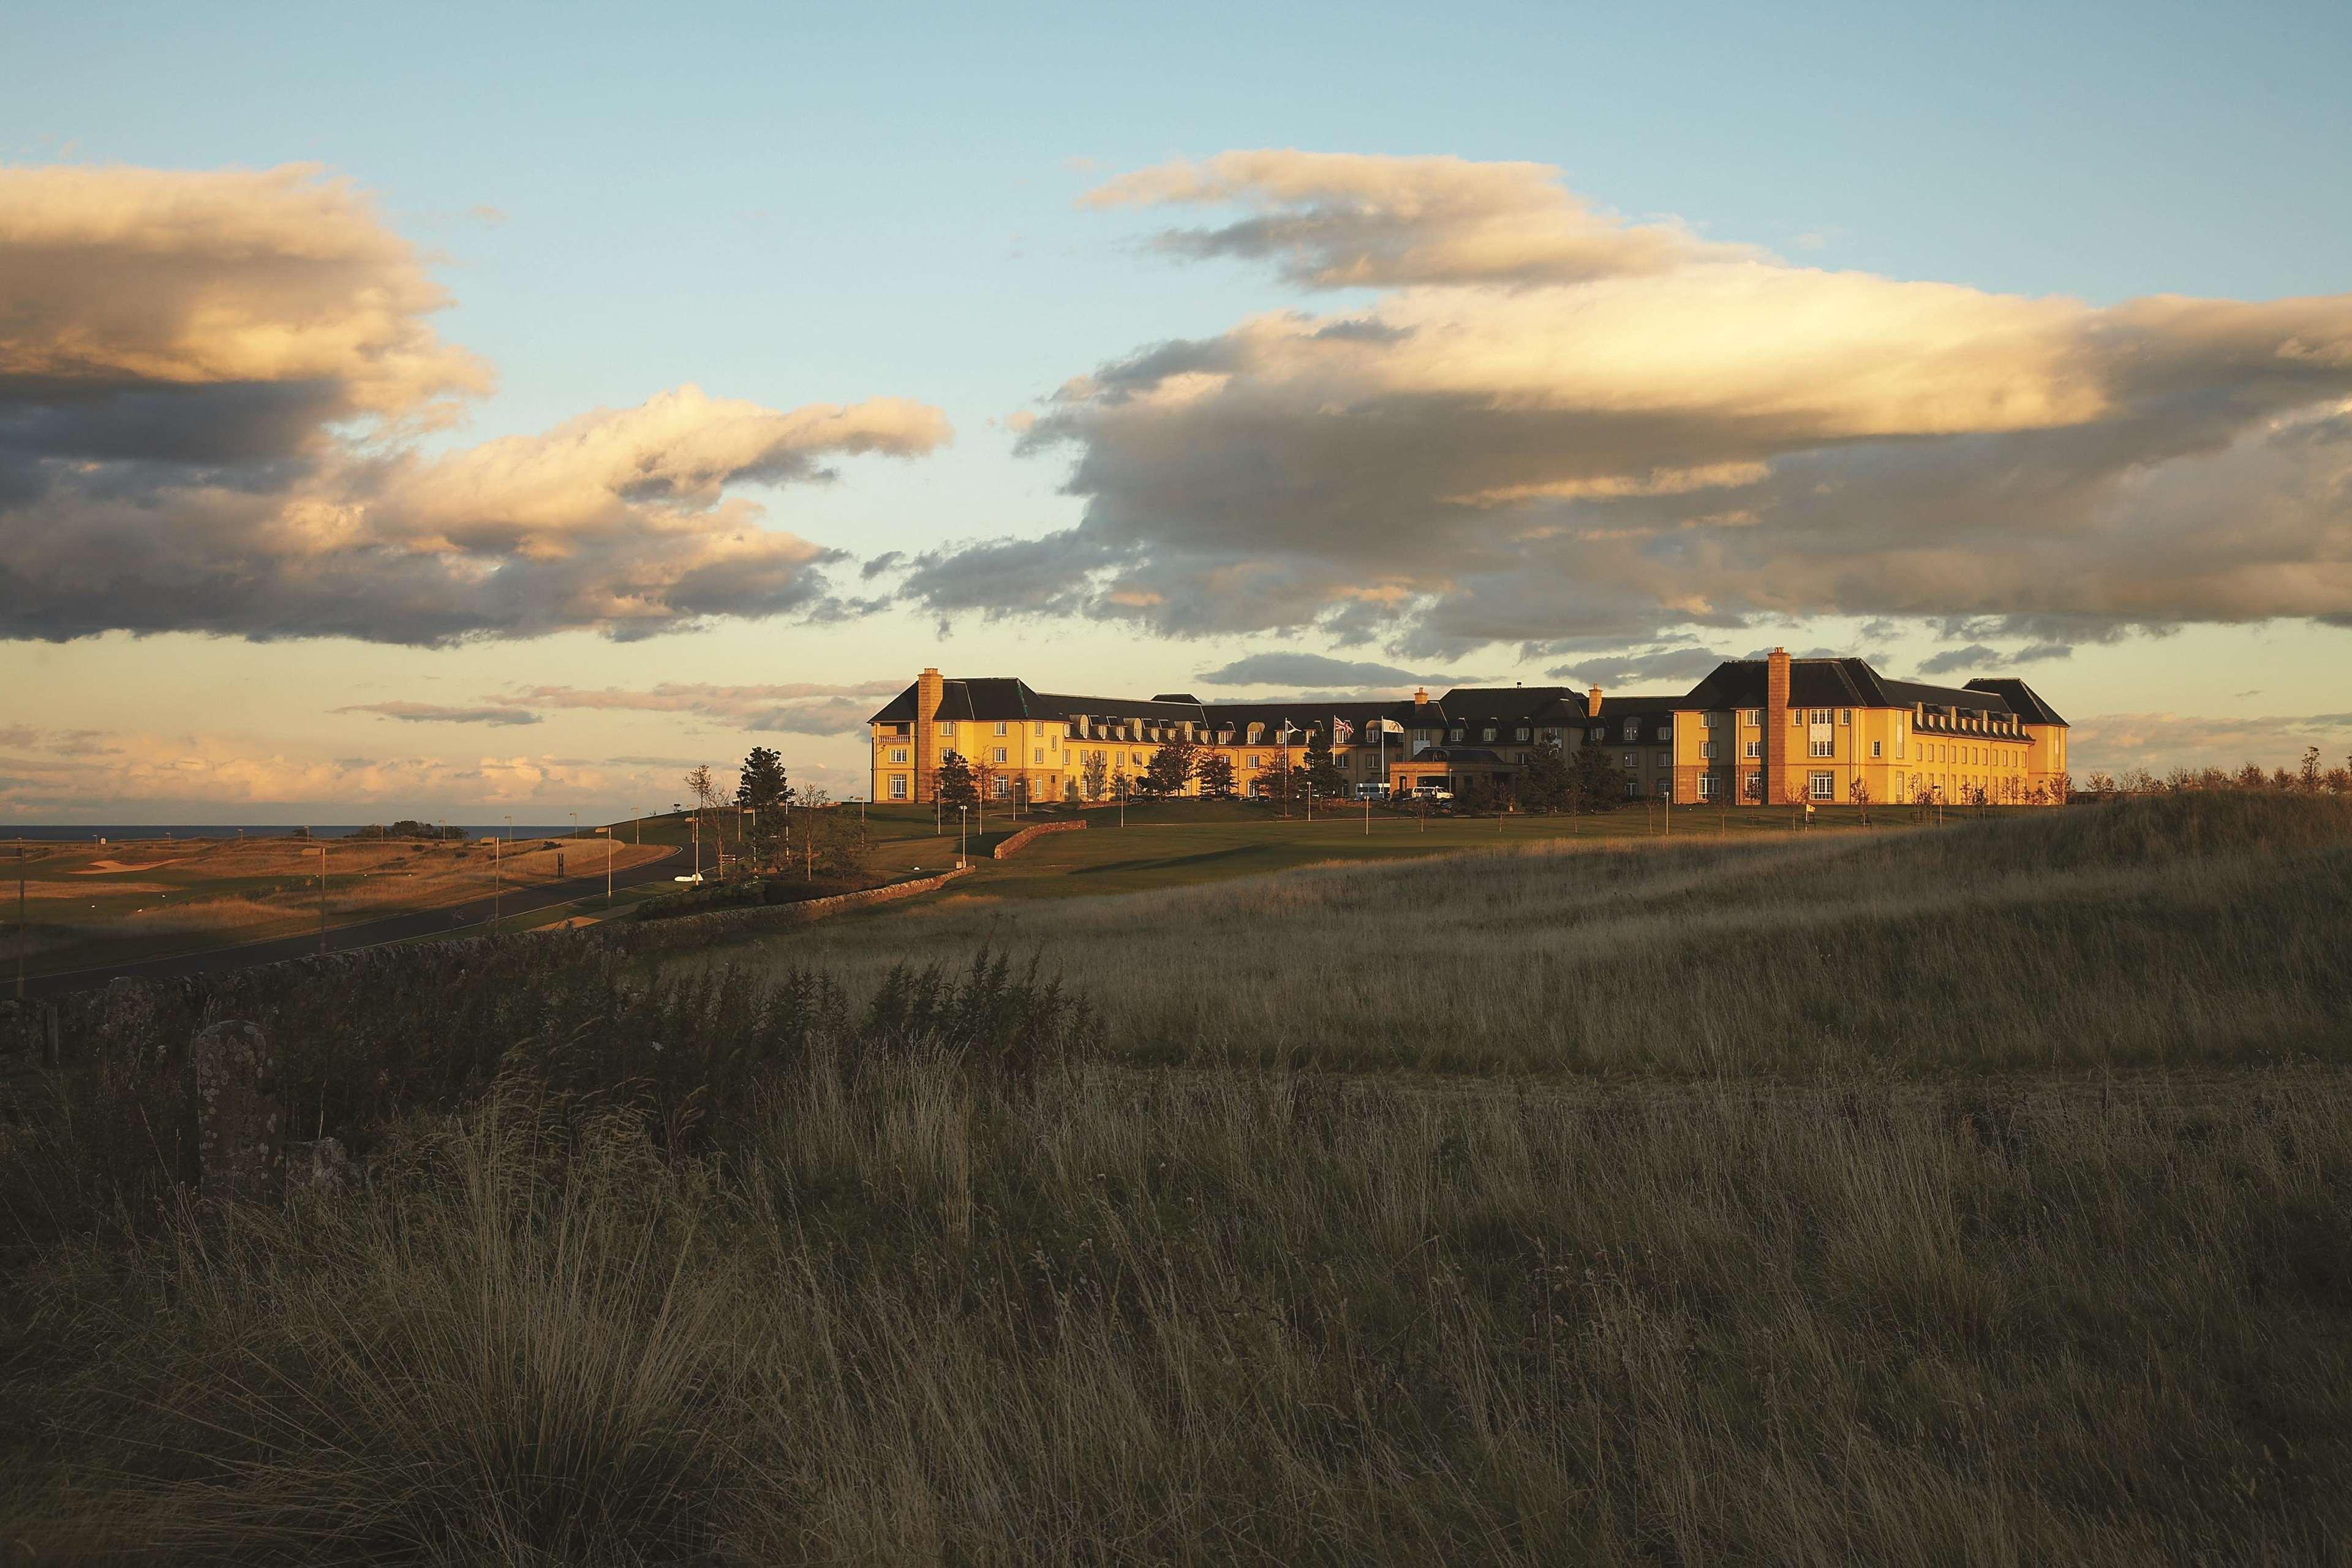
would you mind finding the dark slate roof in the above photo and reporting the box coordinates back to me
[1038,692,1201,723]
[1965,677,2069,727]
[1676,657,2017,717]
[1409,746,1509,764]
[1429,685,1581,723]
[868,677,1071,726]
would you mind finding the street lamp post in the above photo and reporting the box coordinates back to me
[597,825,612,903]
[958,805,968,869]
[317,842,328,954]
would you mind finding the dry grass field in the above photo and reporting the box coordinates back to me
[676,791,2352,1074]
[4,794,2351,1563]
[0,832,670,974]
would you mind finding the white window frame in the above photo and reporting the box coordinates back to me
[1809,771,1836,801]
[992,747,1008,764]
[888,748,908,764]
[1809,738,1834,759]
[1743,739,1762,760]
[1697,773,1718,799]
[888,775,909,800]
[993,721,1008,736]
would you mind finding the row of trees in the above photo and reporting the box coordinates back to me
[677,748,869,881]
[2079,748,2352,800]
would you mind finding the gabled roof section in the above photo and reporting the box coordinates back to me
[1432,685,1578,722]
[1965,677,2068,726]
[1676,657,2021,716]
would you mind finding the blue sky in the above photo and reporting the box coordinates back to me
[5,1,2350,818]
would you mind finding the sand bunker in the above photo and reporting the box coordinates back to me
[73,860,170,875]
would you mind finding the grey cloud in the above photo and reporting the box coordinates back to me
[0,165,951,645]
[1194,652,1477,687]
[1544,647,1727,687]
[1916,644,2002,676]
[914,153,2352,655]
[337,702,543,726]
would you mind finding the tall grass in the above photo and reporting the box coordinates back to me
[678,792,2352,1074]
[7,1061,2351,1562]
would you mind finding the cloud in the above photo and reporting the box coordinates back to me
[907,150,2352,657]
[1082,149,1749,288]
[1544,646,1728,688]
[0,163,951,644]
[2071,710,2352,777]
[1193,651,1475,687]
[505,680,898,735]
[0,725,647,815]
[337,701,543,726]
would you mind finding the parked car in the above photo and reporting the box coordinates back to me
[671,872,706,884]
[1412,786,1454,802]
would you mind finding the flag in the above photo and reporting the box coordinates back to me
[1333,717,1355,744]
[1375,717,1404,734]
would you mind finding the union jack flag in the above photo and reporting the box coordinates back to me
[1333,717,1355,744]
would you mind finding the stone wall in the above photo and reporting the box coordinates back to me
[608,866,976,954]
[992,820,1088,859]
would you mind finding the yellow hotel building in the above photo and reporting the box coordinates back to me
[867,650,2070,809]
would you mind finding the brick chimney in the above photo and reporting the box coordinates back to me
[914,666,943,802]
[1412,687,1430,708]
[1766,646,1791,804]
[1587,684,1602,717]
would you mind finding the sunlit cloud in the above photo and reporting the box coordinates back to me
[907,149,2352,657]
[0,162,952,645]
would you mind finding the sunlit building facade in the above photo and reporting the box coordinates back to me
[867,650,2070,809]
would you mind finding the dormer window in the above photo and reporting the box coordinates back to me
[1514,726,1530,742]
[1449,727,1465,742]
[1622,719,1638,741]
[1480,726,1496,742]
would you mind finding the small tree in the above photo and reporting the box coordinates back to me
[935,751,979,815]
[735,746,791,871]
[1303,730,1346,801]
[1145,736,1200,798]
[1572,742,1626,813]
[1514,743,1573,813]
[970,755,1000,828]
[1080,750,1110,802]
[1849,776,1871,825]
[2302,746,2323,793]
[1197,753,1238,800]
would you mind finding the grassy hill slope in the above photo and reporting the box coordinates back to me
[682,793,2352,1074]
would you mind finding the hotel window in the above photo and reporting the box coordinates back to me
[888,775,909,800]
[1515,726,1530,742]
[1743,739,1762,760]
[1543,729,1560,744]
[889,748,909,764]
[1841,709,1852,725]
[1743,709,1763,726]
[1032,748,1044,764]
[1622,720,1639,741]
[1793,710,1804,728]
[1515,752,1529,764]
[938,722,954,737]
[1656,777,1671,797]
[1809,737,1834,758]
[1248,755,1262,769]
[1621,752,1636,771]
[1871,740,1883,759]
[1482,726,1496,742]
[1809,709,1832,725]
[1655,725,1671,741]
[993,722,1008,736]
[1590,727,1605,742]
[1697,774,1718,799]
[1746,771,1763,798]
[992,747,1008,764]
[1700,712,1719,728]
[1809,771,1836,801]
[992,776,1009,797]
[1623,777,1640,797]
[1654,750,1670,769]
[1700,741,1719,760]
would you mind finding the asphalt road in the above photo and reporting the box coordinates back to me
[17,844,684,998]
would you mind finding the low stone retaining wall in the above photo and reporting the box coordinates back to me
[609,866,976,953]
[993,820,1088,859]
